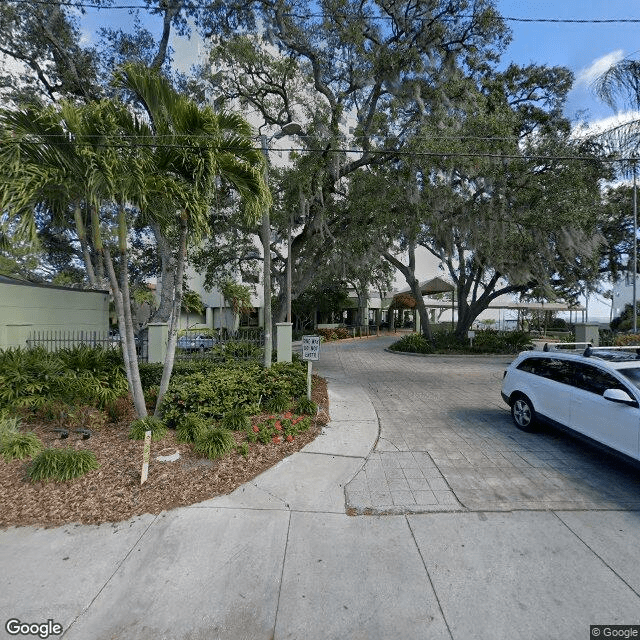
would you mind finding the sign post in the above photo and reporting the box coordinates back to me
[302,335,320,400]
[141,430,151,484]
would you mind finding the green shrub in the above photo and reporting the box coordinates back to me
[28,448,99,482]
[193,427,236,459]
[0,345,127,412]
[128,416,167,441]
[1,432,43,461]
[264,394,290,413]
[223,340,264,360]
[295,397,317,415]
[160,362,307,427]
[389,333,433,354]
[106,396,137,423]
[236,442,249,457]
[389,330,532,355]
[175,414,209,443]
[221,407,251,431]
[67,406,108,431]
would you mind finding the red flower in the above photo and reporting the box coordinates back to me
[286,435,294,442]
[275,421,282,430]
[284,412,293,419]
[252,425,259,433]
[272,436,281,444]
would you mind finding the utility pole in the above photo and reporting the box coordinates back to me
[633,159,638,333]
[260,135,272,368]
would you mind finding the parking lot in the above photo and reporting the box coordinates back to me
[315,336,640,514]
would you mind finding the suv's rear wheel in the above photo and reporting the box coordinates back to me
[511,394,536,432]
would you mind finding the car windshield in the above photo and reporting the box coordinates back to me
[618,367,640,390]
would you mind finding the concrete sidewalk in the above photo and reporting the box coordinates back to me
[1,337,640,639]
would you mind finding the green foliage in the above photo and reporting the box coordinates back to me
[236,442,249,457]
[388,334,433,354]
[175,414,209,443]
[128,416,167,441]
[389,331,532,354]
[223,340,264,360]
[295,397,317,416]
[611,302,640,332]
[160,361,307,427]
[193,427,236,459]
[221,407,251,431]
[264,394,290,414]
[0,346,128,413]
[1,432,43,461]
[106,396,137,423]
[67,406,107,431]
[28,448,99,482]
[219,280,253,315]
[246,414,312,444]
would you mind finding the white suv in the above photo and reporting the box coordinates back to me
[501,347,640,462]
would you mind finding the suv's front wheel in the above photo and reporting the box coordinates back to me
[511,394,536,432]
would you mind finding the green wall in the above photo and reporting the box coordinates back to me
[0,281,109,349]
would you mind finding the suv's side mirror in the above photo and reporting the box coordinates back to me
[603,389,638,406]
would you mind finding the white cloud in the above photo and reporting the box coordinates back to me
[576,50,625,87]
[573,110,640,138]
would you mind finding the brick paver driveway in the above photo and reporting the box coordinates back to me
[314,336,640,514]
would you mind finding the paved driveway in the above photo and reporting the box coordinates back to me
[315,336,640,514]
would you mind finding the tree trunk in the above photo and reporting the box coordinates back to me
[90,203,105,285]
[383,242,433,342]
[260,209,272,369]
[155,213,188,417]
[73,202,97,287]
[149,221,177,323]
[104,247,147,417]
[116,206,147,417]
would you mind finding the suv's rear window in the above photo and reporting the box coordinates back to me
[516,357,574,385]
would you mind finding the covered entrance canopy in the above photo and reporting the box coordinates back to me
[396,277,586,327]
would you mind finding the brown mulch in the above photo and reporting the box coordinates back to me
[0,376,329,529]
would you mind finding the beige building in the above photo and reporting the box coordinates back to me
[0,275,109,349]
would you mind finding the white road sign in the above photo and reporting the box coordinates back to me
[302,335,320,361]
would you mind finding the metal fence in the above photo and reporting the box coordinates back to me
[175,328,265,362]
[26,330,148,362]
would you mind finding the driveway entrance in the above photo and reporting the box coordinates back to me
[314,336,640,514]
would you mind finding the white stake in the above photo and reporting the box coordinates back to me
[141,430,151,484]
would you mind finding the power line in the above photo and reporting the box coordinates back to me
[0,137,629,163]
[6,0,640,23]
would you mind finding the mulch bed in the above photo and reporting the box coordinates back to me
[0,376,329,529]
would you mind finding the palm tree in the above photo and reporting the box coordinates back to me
[114,63,270,415]
[594,56,640,331]
[0,65,270,418]
[0,99,152,416]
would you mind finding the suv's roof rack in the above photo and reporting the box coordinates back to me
[584,345,640,359]
[543,342,591,352]
[542,342,640,359]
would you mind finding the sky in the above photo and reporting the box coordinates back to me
[496,0,640,126]
[76,0,640,320]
